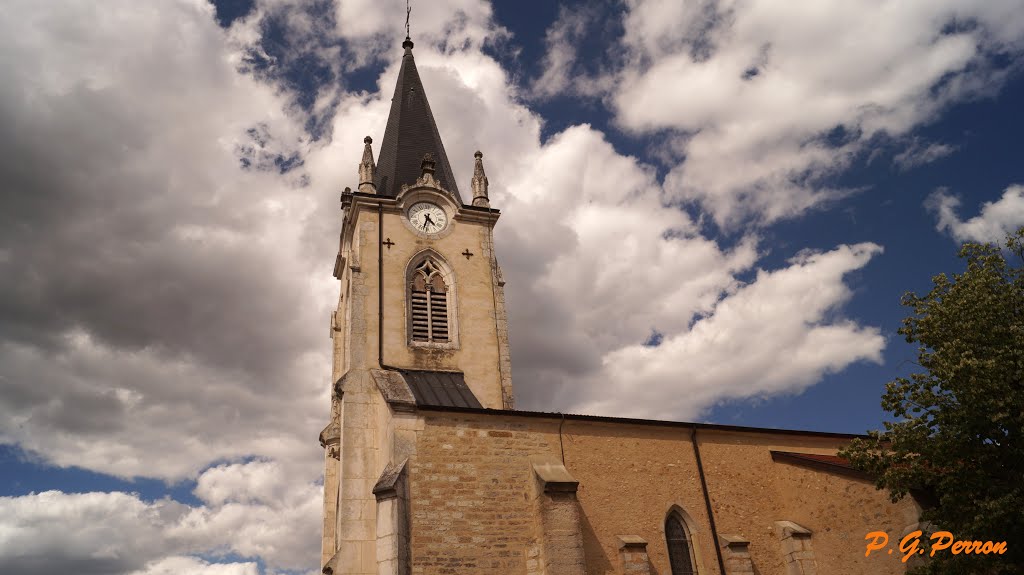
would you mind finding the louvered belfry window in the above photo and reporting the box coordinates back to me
[410,258,449,343]
[666,513,696,575]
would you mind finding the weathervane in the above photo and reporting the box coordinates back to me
[405,0,411,40]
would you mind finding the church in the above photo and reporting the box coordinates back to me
[318,36,920,575]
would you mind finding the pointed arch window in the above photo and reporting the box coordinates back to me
[409,257,450,343]
[666,512,697,575]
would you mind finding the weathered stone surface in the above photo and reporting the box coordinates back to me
[775,521,812,540]
[335,191,509,409]
[372,458,408,500]
[375,458,411,575]
[319,420,341,448]
[370,369,416,411]
[618,535,648,549]
[720,533,755,574]
[775,521,818,575]
[622,554,651,572]
[618,536,652,575]
[320,394,343,568]
[532,460,580,494]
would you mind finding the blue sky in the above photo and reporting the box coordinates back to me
[2,0,1023,573]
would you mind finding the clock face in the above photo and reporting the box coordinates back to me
[408,202,448,233]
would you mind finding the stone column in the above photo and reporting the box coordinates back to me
[319,402,342,569]
[532,461,586,575]
[325,371,380,575]
[718,534,754,574]
[617,536,652,575]
[373,459,409,575]
[774,521,817,575]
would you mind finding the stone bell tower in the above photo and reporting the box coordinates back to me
[319,36,513,574]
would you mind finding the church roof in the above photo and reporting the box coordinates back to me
[374,38,463,203]
[769,450,867,479]
[414,404,867,440]
[401,369,482,409]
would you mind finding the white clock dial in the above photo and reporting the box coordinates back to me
[408,202,448,233]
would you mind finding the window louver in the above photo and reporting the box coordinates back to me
[410,259,449,343]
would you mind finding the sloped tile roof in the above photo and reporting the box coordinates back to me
[770,450,869,479]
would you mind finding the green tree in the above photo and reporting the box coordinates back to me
[841,227,1024,575]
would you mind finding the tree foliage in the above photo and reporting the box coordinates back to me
[841,227,1024,575]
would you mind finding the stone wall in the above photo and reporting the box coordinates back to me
[406,411,917,575]
[346,196,509,410]
[698,431,919,575]
[409,417,558,573]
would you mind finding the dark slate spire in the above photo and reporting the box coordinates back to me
[374,38,463,203]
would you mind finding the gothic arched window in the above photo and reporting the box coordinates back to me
[408,256,451,343]
[666,511,697,575]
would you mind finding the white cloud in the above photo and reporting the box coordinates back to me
[0,0,327,481]
[929,185,1024,243]
[532,0,1024,227]
[0,491,191,575]
[893,139,957,171]
[129,556,259,575]
[0,461,320,575]
[334,0,492,43]
[576,243,885,419]
[176,462,322,571]
[492,126,762,404]
[530,6,594,99]
[194,459,295,506]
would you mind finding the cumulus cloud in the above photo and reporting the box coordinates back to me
[0,461,319,575]
[576,243,886,419]
[0,491,191,575]
[533,0,1024,226]
[929,185,1024,243]
[0,0,325,481]
[492,126,762,407]
[0,2,329,569]
[175,461,322,570]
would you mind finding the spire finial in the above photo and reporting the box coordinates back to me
[472,151,490,208]
[420,152,436,176]
[358,136,377,194]
[403,0,413,51]
[416,152,437,187]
